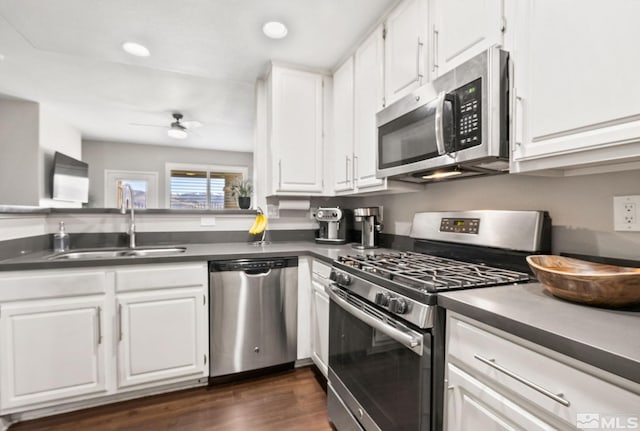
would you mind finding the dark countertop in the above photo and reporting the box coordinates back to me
[439,283,640,385]
[0,241,387,271]
[3,242,638,387]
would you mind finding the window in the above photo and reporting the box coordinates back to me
[104,170,158,208]
[166,163,248,209]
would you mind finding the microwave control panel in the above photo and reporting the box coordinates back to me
[440,218,480,234]
[454,78,482,149]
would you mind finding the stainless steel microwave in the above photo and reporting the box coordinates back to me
[376,46,510,182]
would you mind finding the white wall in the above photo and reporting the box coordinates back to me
[345,170,640,260]
[83,140,254,208]
[38,105,83,208]
[0,99,40,206]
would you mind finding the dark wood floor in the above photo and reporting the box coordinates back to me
[10,367,332,431]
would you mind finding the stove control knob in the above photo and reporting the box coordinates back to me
[337,273,352,286]
[388,298,408,314]
[374,292,390,306]
[317,210,324,218]
[329,271,337,282]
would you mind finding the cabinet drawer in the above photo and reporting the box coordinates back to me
[115,263,207,292]
[447,314,640,427]
[312,259,331,279]
[0,269,108,301]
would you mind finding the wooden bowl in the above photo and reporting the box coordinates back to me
[526,255,640,307]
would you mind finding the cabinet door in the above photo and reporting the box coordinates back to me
[310,280,329,377]
[0,297,106,411]
[384,0,429,105]
[446,364,560,431]
[117,288,207,389]
[510,0,640,173]
[354,26,386,191]
[332,57,355,193]
[431,0,503,78]
[271,67,325,194]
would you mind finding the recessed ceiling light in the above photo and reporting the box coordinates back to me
[262,21,288,39]
[122,42,150,57]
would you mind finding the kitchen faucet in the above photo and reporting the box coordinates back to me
[120,184,136,249]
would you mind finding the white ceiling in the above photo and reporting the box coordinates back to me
[0,0,396,152]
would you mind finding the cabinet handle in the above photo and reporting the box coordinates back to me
[118,304,123,341]
[513,93,524,152]
[416,37,424,84]
[474,354,571,407]
[353,154,358,187]
[432,26,439,74]
[278,159,282,190]
[96,306,102,345]
[345,156,351,186]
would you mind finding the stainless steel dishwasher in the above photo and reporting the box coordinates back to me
[209,257,298,378]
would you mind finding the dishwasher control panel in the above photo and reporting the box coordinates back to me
[209,257,298,272]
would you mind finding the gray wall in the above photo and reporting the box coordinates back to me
[83,140,253,208]
[0,99,40,206]
[343,169,640,260]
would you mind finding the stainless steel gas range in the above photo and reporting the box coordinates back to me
[326,210,551,431]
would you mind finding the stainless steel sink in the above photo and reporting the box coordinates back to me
[49,247,186,260]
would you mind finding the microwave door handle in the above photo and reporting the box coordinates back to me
[434,92,447,155]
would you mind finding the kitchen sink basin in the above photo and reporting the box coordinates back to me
[49,247,187,260]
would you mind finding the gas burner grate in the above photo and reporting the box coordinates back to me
[337,251,530,292]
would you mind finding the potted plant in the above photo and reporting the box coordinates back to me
[230,179,253,209]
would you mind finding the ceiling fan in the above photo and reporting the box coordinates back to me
[130,113,203,140]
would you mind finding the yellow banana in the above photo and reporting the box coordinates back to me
[254,214,268,234]
[248,214,262,234]
[249,213,268,235]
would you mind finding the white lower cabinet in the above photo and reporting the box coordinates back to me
[0,296,107,411]
[309,259,331,376]
[446,363,556,431]
[0,262,208,418]
[117,288,207,389]
[310,279,329,376]
[444,313,640,431]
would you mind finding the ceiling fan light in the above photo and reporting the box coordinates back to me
[122,42,150,57]
[168,127,188,139]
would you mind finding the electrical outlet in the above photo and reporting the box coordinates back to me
[200,217,216,226]
[613,195,640,231]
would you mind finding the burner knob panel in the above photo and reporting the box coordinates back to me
[388,298,408,314]
[374,292,390,306]
[336,273,352,286]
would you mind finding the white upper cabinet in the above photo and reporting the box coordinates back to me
[510,0,640,174]
[430,0,504,78]
[354,27,387,190]
[268,66,326,195]
[384,0,429,105]
[332,57,355,193]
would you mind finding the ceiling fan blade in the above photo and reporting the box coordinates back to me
[129,122,168,128]
[182,120,203,129]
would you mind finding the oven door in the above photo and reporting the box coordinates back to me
[327,285,431,431]
[376,86,456,180]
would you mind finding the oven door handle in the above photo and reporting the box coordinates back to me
[328,286,423,356]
